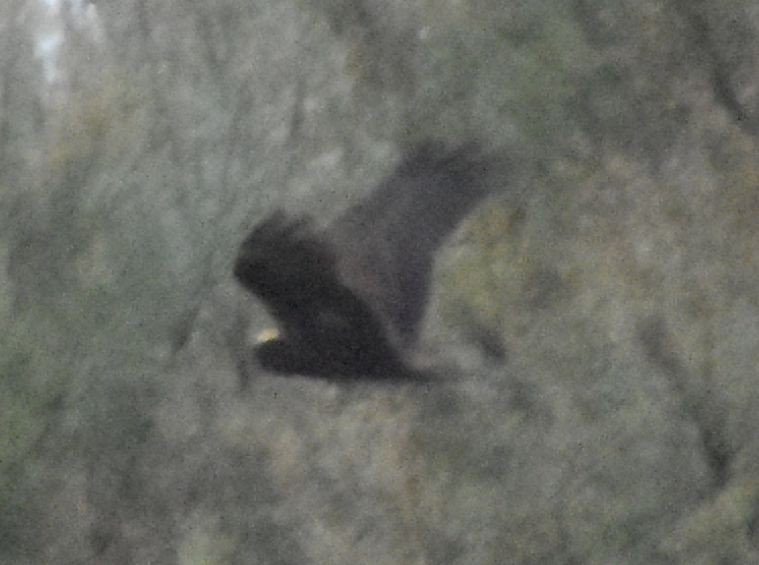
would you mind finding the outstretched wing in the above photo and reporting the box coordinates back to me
[327,142,495,346]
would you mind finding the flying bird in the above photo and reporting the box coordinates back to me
[234,142,495,379]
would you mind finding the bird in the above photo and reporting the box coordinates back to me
[233,141,496,380]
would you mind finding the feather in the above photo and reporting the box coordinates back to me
[234,141,497,379]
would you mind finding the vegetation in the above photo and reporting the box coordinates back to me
[3,0,759,562]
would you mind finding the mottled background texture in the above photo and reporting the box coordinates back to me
[3,1,759,563]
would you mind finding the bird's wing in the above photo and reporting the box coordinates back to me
[234,212,341,337]
[327,142,497,345]
[233,211,386,347]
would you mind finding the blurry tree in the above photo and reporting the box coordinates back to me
[3,0,759,563]
[0,1,60,560]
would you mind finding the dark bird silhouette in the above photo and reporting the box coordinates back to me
[233,142,495,379]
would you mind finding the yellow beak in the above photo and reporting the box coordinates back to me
[255,327,280,343]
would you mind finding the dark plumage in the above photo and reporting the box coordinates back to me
[234,142,494,379]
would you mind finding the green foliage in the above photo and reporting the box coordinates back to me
[3,0,759,562]
[439,203,520,338]
[504,6,593,144]
[662,477,759,562]
[0,314,69,558]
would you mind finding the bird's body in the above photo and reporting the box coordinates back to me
[234,142,495,380]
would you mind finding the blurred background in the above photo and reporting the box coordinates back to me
[3,1,759,563]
